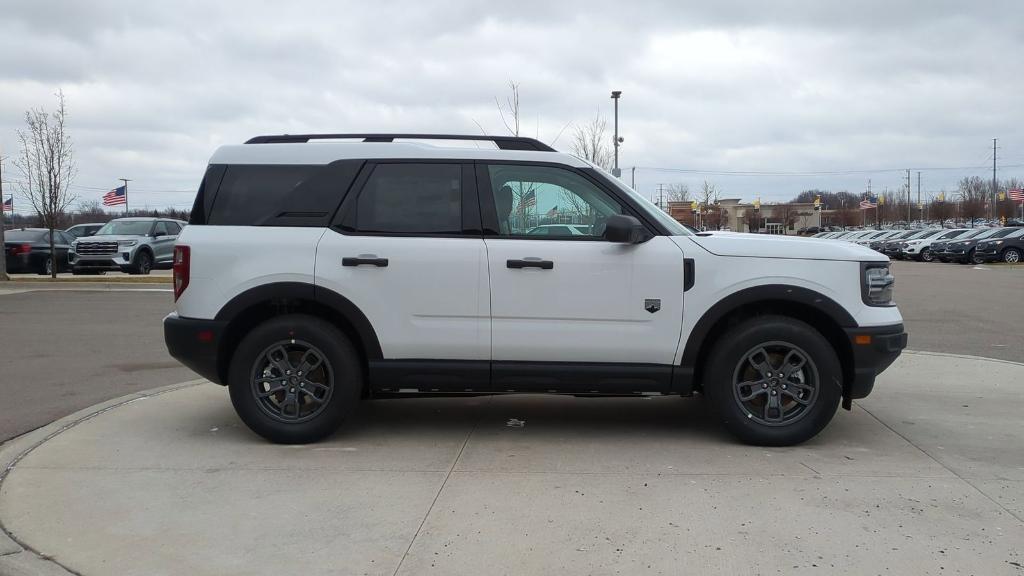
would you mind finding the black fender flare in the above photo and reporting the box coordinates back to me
[214,281,383,360]
[680,284,857,372]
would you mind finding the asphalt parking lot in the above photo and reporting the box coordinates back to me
[0,261,1021,575]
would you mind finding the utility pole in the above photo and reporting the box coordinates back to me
[0,152,8,281]
[992,138,998,220]
[657,183,664,211]
[631,167,635,189]
[610,91,622,177]
[916,171,921,225]
[120,178,131,213]
[906,169,912,225]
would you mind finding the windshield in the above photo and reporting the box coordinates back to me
[95,220,153,236]
[989,227,1020,239]
[586,162,691,236]
[4,230,47,242]
[914,230,942,239]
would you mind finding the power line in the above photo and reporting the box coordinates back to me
[634,163,1024,177]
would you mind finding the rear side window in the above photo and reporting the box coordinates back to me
[349,163,462,234]
[206,161,361,226]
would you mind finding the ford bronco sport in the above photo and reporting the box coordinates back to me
[165,133,907,446]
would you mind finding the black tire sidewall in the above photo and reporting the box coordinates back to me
[136,251,152,275]
[704,316,843,446]
[228,314,362,444]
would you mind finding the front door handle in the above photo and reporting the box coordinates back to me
[343,255,388,267]
[507,258,553,270]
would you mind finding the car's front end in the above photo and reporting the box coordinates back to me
[70,235,145,271]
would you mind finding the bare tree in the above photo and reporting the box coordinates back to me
[697,180,718,207]
[958,176,988,226]
[495,81,521,137]
[665,183,690,203]
[15,90,77,277]
[569,111,612,170]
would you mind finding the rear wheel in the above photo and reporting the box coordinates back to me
[1004,248,1021,264]
[920,247,933,262]
[704,315,842,446]
[228,314,362,444]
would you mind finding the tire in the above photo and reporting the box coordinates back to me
[38,258,54,276]
[128,250,153,275]
[1004,247,1021,264]
[920,248,933,262]
[703,315,842,446]
[228,314,363,444]
[970,249,984,265]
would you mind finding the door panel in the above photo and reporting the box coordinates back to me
[485,236,685,364]
[315,233,490,360]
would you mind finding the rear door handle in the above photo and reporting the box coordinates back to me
[507,258,553,270]
[343,256,388,267]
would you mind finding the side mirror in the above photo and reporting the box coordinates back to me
[603,214,648,243]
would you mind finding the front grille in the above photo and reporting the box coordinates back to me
[77,241,118,255]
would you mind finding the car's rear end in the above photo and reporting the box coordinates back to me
[3,230,48,273]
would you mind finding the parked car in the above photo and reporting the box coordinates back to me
[164,132,906,447]
[526,224,592,236]
[899,228,973,262]
[64,222,105,239]
[940,227,1014,264]
[875,229,928,255]
[974,227,1024,263]
[930,228,992,262]
[3,228,75,275]
[69,217,185,275]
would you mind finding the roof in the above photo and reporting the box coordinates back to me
[209,134,586,167]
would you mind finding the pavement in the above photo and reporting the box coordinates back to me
[0,352,1022,575]
[0,260,1022,575]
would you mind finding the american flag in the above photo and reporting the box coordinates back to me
[859,199,877,209]
[545,205,559,217]
[520,189,536,209]
[103,185,127,206]
[1009,189,1024,202]
[1,196,11,212]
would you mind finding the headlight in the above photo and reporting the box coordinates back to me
[117,240,138,247]
[992,240,1004,245]
[862,264,895,307]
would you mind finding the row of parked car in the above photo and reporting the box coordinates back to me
[811,226,1024,264]
[3,217,185,275]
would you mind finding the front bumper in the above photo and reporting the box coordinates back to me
[973,248,999,261]
[164,312,228,384]
[842,323,908,404]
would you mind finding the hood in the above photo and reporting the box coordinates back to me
[686,232,886,262]
[76,234,146,243]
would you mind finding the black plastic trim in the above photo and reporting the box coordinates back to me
[244,133,556,152]
[683,258,695,291]
[679,284,858,372]
[369,360,490,392]
[491,361,672,394]
[164,314,227,384]
[843,323,907,402]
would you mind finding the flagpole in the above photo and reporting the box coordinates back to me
[120,178,131,214]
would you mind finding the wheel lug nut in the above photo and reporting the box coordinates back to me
[782,384,787,390]
[770,390,777,396]
[762,383,768,388]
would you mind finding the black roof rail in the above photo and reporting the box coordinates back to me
[243,133,556,152]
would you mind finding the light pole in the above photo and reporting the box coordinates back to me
[611,91,622,177]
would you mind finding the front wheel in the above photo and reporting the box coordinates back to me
[970,249,985,265]
[1004,248,1021,264]
[704,315,842,446]
[128,250,153,275]
[228,314,363,444]
[920,248,933,262]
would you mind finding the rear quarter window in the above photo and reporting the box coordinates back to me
[205,161,362,226]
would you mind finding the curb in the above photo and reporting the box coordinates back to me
[902,348,1024,368]
[0,379,206,575]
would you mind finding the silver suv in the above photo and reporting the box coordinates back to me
[71,217,185,275]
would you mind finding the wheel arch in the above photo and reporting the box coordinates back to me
[213,282,382,386]
[681,285,856,400]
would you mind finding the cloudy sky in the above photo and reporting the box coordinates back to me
[2,0,1022,212]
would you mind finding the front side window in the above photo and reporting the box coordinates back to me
[487,164,623,238]
[351,163,462,234]
[96,221,153,236]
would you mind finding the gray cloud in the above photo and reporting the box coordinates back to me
[1,0,1022,210]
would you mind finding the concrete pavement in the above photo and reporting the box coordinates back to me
[1,352,1022,576]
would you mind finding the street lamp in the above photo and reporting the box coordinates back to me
[611,91,623,177]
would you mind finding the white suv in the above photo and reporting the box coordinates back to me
[164,133,907,446]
